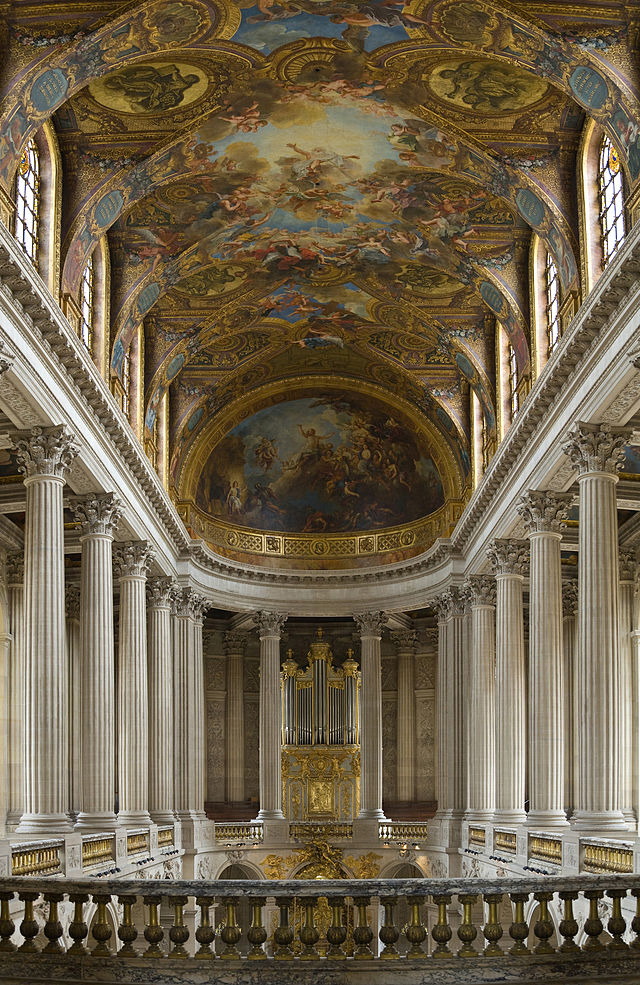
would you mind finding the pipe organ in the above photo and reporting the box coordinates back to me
[281,628,361,821]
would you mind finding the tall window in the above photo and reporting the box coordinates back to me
[121,347,131,416]
[598,135,625,266]
[15,137,39,264]
[544,252,561,355]
[80,255,94,352]
[481,410,490,471]
[507,341,519,418]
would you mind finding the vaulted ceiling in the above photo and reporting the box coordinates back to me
[1,0,638,565]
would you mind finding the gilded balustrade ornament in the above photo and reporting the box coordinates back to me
[562,421,629,476]
[517,489,572,534]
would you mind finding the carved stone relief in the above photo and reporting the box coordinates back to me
[415,693,435,802]
[206,698,225,801]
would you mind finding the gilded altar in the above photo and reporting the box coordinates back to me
[281,629,361,821]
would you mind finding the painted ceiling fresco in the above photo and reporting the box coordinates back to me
[2,0,639,559]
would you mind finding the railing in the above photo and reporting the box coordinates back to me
[378,822,430,842]
[529,835,563,866]
[10,842,62,877]
[81,835,114,869]
[583,840,634,874]
[494,830,517,854]
[290,822,353,840]
[1,875,640,971]
[215,822,264,843]
[126,831,149,855]
[157,827,174,848]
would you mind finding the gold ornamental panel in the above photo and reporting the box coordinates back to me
[282,746,360,822]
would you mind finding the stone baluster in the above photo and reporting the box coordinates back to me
[464,576,496,820]
[73,494,122,831]
[64,585,81,821]
[518,489,572,827]
[147,578,176,825]
[391,629,418,804]
[6,552,24,830]
[11,425,78,834]
[619,552,636,827]
[355,612,387,821]
[562,581,578,819]
[174,588,208,822]
[488,539,529,824]
[113,542,154,827]
[563,422,629,829]
[224,632,247,805]
[255,612,288,821]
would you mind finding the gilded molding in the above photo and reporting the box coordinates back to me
[562,422,629,476]
[487,538,529,576]
[517,490,572,534]
[112,541,154,579]
[10,424,78,480]
[73,492,123,537]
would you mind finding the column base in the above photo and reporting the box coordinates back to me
[117,811,152,828]
[493,809,527,825]
[463,810,493,823]
[256,809,284,821]
[623,808,637,829]
[526,810,569,828]
[175,809,206,824]
[571,809,628,831]
[74,812,118,832]
[5,811,22,831]
[357,809,386,821]
[150,810,178,826]
[15,813,74,835]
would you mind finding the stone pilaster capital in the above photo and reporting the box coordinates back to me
[562,580,579,617]
[464,574,496,608]
[192,594,210,625]
[65,584,80,621]
[562,421,628,476]
[433,586,466,622]
[432,593,451,623]
[73,492,123,538]
[487,538,529,576]
[5,550,24,585]
[113,541,154,579]
[10,424,79,480]
[146,577,175,609]
[254,610,288,638]
[353,611,387,639]
[224,630,248,655]
[517,489,572,534]
[174,587,208,622]
[619,551,637,583]
[390,629,418,652]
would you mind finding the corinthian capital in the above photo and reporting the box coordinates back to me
[390,629,418,652]
[146,577,175,609]
[73,492,123,537]
[562,580,579,617]
[254,610,288,638]
[0,339,15,378]
[11,425,78,480]
[465,574,496,607]
[432,586,466,622]
[619,551,637,583]
[113,541,154,579]
[224,630,248,655]
[354,611,387,638]
[65,584,80,620]
[562,421,628,476]
[6,550,23,585]
[487,538,529,576]
[517,490,572,534]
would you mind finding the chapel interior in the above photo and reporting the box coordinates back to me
[0,0,639,978]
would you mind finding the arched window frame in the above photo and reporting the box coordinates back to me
[12,122,61,298]
[578,119,628,294]
[544,252,561,357]
[80,254,94,353]
[507,340,519,418]
[14,137,39,265]
[597,134,625,267]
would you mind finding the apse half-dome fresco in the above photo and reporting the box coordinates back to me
[195,393,445,534]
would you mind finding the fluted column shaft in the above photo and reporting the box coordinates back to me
[489,540,528,824]
[115,542,153,827]
[466,578,496,820]
[12,426,78,834]
[173,589,207,820]
[225,633,247,804]
[73,495,122,830]
[434,589,467,817]
[564,422,628,829]
[434,608,449,815]
[256,612,287,820]
[355,612,387,820]
[618,555,635,826]
[193,603,207,813]
[65,587,80,819]
[6,553,24,829]
[147,579,175,824]
[562,582,578,818]
[393,630,417,803]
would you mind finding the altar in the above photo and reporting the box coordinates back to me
[281,629,361,821]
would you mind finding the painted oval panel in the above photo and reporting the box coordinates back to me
[427,58,548,115]
[88,61,209,115]
[195,392,445,534]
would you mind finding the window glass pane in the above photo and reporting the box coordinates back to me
[507,340,519,417]
[598,135,625,265]
[80,255,93,352]
[15,138,39,265]
[545,253,561,355]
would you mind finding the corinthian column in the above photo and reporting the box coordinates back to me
[355,611,387,820]
[488,539,528,824]
[173,588,208,821]
[618,552,636,827]
[433,588,466,818]
[12,425,78,834]
[73,494,122,831]
[518,490,571,827]
[6,552,24,830]
[562,581,578,819]
[465,576,496,820]
[147,578,175,824]
[392,629,418,803]
[65,585,81,820]
[563,421,629,830]
[225,631,247,804]
[113,541,154,827]
[255,611,287,821]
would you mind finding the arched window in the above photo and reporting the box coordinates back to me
[598,135,625,266]
[80,254,94,353]
[544,252,561,356]
[15,137,39,265]
[507,341,519,418]
[122,347,131,417]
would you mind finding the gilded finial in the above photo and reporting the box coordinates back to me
[317,626,323,639]
[346,647,354,658]
[287,648,294,659]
